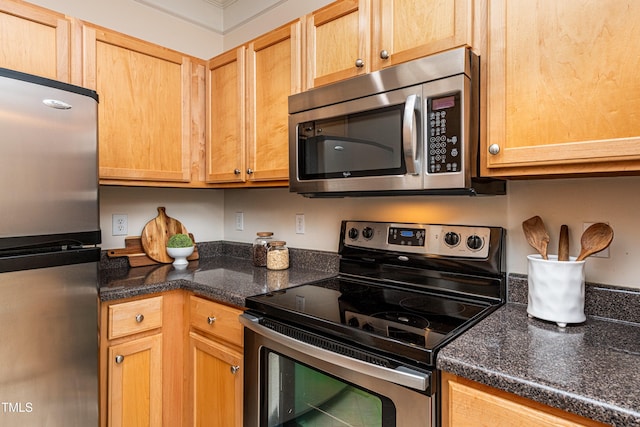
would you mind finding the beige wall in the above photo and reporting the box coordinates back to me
[221,177,640,289]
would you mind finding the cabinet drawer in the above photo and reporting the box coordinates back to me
[108,296,163,339]
[190,296,243,347]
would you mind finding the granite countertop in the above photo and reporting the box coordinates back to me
[100,245,640,426]
[99,253,338,307]
[438,303,640,427]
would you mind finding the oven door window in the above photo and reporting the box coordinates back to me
[298,105,405,180]
[263,350,396,427]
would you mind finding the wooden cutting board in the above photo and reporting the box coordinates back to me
[107,235,199,267]
[141,207,192,263]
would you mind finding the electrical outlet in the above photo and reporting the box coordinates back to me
[583,222,610,258]
[235,212,244,231]
[112,214,128,236]
[296,213,305,234]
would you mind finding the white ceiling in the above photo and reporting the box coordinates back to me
[134,0,284,34]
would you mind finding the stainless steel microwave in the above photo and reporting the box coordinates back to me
[288,47,505,197]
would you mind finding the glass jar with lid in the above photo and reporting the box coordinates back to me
[267,241,289,270]
[252,232,273,267]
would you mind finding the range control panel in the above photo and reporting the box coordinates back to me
[343,221,491,258]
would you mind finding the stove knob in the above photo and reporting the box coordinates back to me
[362,227,374,240]
[444,231,460,247]
[348,227,359,240]
[467,234,484,251]
[347,317,360,328]
[362,323,375,332]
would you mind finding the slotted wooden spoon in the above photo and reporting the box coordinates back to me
[576,223,614,261]
[522,215,550,260]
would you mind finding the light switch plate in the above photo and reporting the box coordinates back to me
[235,212,244,231]
[296,213,305,234]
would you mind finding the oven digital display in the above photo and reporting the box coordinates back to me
[388,227,425,246]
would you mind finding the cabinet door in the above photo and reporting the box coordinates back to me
[305,0,371,88]
[372,0,471,70]
[441,372,609,427]
[108,334,162,427]
[246,21,302,182]
[83,26,192,183]
[206,47,246,183]
[0,0,70,82]
[188,332,243,427]
[484,0,640,176]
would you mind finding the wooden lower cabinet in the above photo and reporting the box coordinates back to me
[100,291,244,426]
[188,332,243,427]
[441,372,609,427]
[186,295,244,426]
[107,334,163,427]
[100,291,184,427]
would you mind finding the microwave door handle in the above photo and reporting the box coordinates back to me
[402,94,421,175]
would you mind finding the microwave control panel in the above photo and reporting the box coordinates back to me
[426,91,462,174]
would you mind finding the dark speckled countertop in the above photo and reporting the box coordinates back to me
[100,245,640,426]
[438,275,640,427]
[99,242,338,306]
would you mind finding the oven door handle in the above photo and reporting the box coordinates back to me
[240,313,430,392]
[402,93,421,176]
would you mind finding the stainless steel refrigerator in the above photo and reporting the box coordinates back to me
[0,68,100,426]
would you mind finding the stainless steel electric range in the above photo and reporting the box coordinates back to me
[241,220,506,427]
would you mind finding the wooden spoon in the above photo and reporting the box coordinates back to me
[576,223,614,261]
[522,216,550,260]
[558,225,569,261]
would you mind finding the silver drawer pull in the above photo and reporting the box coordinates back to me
[230,365,240,374]
[115,355,124,364]
[135,314,144,323]
[207,316,216,325]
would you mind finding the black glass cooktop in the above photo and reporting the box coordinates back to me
[245,276,498,367]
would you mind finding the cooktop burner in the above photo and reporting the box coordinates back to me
[246,276,496,366]
[244,220,506,368]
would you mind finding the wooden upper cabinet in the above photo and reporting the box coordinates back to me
[305,0,371,88]
[83,26,193,183]
[207,20,301,185]
[372,0,471,70]
[484,0,640,176]
[246,21,302,182]
[206,47,246,183]
[0,0,70,82]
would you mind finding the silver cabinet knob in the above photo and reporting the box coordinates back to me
[230,365,240,374]
[488,144,501,155]
[355,58,364,68]
[135,314,144,323]
[233,169,241,175]
[115,355,124,364]
[379,50,389,59]
[246,168,254,175]
[207,316,216,325]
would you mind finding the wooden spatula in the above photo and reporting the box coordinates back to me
[522,215,550,260]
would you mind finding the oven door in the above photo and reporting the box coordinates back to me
[241,313,433,427]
